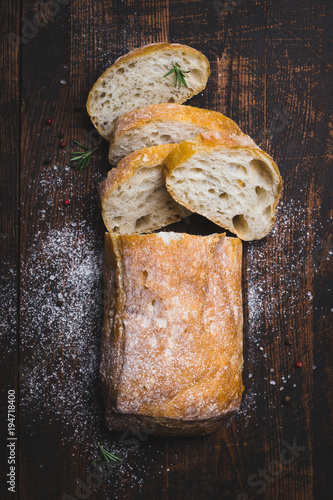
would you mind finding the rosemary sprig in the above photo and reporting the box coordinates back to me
[163,62,190,89]
[92,442,122,465]
[69,140,99,171]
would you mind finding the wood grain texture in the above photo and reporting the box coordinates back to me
[18,1,72,497]
[0,0,332,499]
[0,1,20,499]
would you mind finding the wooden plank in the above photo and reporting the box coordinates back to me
[0,1,20,499]
[168,1,269,499]
[18,1,171,499]
[245,1,332,498]
[19,2,74,498]
[64,1,172,499]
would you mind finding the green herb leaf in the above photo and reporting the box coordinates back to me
[69,141,99,171]
[163,62,191,89]
[93,442,122,465]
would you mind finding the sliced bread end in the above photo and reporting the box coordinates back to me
[87,43,211,140]
[164,132,282,241]
[108,103,243,165]
[99,144,191,235]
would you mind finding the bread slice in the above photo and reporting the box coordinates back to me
[86,43,210,140]
[100,231,243,435]
[164,132,282,241]
[99,144,191,234]
[108,103,243,165]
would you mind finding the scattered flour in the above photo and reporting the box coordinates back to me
[20,225,104,443]
[7,168,329,495]
[234,196,327,426]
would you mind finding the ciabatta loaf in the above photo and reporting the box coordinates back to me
[87,43,210,140]
[108,103,243,165]
[164,132,282,241]
[101,231,243,435]
[99,144,190,234]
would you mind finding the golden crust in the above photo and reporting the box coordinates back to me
[164,131,283,240]
[86,43,211,139]
[98,144,177,202]
[163,130,256,168]
[165,130,281,180]
[111,103,243,141]
[100,232,243,435]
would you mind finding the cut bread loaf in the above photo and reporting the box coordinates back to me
[87,43,210,140]
[101,231,243,435]
[108,103,243,165]
[99,144,191,234]
[164,132,282,240]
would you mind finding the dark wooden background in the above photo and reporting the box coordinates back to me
[1,0,332,499]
